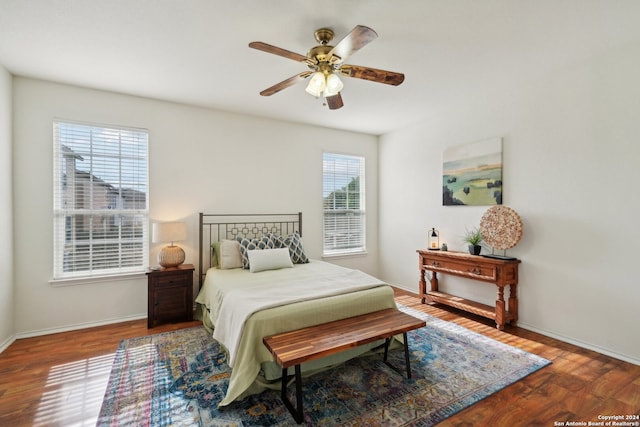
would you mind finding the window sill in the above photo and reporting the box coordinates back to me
[322,250,369,260]
[49,271,146,287]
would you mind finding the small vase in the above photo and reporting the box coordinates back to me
[468,245,482,255]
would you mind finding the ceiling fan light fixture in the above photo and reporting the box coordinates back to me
[305,71,326,97]
[324,72,344,96]
[250,25,405,108]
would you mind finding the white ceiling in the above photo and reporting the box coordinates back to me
[2,0,640,135]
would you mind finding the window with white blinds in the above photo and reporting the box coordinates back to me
[322,153,366,256]
[53,121,149,280]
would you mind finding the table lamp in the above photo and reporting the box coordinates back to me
[152,222,187,268]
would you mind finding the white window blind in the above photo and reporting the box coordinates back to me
[53,121,149,280]
[322,153,366,255]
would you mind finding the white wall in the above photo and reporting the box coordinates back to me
[12,77,378,336]
[9,41,639,365]
[378,43,640,364]
[0,65,14,351]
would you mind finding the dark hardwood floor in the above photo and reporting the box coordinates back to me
[0,289,638,426]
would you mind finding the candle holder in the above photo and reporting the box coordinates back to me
[428,228,440,251]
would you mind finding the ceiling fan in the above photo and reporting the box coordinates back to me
[248,25,405,110]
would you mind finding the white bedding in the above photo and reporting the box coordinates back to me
[200,260,389,366]
[195,259,397,406]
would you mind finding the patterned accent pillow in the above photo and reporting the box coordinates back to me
[269,231,309,264]
[236,236,275,269]
[266,233,280,250]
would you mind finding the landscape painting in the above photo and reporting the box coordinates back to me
[443,138,503,206]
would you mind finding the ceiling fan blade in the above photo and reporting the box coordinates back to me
[328,25,378,62]
[249,41,308,63]
[340,64,405,86]
[326,93,344,110]
[259,71,312,96]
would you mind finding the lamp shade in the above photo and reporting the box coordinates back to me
[305,71,326,97]
[152,222,187,268]
[324,73,344,96]
[152,222,187,245]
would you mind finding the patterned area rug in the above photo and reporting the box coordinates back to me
[97,306,550,426]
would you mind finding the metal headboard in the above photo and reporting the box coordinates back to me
[198,212,302,287]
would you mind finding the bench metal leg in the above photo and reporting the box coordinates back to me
[279,333,413,424]
[281,365,303,424]
[383,332,412,379]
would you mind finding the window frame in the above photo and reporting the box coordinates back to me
[52,120,149,281]
[322,152,366,257]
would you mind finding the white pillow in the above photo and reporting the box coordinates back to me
[247,248,293,273]
[218,239,243,269]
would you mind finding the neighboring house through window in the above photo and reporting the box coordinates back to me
[53,121,149,280]
[322,152,366,256]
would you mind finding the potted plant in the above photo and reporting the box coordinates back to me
[463,227,483,255]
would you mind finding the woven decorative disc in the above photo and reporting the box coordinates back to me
[479,206,523,250]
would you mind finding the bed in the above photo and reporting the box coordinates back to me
[195,213,397,407]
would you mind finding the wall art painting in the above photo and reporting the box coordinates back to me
[443,137,503,206]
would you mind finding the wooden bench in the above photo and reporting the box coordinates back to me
[262,308,426,424]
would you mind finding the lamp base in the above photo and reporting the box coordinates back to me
[158,245,185,268]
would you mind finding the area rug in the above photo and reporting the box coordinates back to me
[97,305,550,426]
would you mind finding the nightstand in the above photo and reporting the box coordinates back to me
[146,264,195,328]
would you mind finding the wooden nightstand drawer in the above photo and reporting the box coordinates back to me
[152,271,190,287]
[146,264,194,328]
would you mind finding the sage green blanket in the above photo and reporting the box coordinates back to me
[195,261,396,406]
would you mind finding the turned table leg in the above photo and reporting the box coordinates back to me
[509,283,518,326]
[425,271,439,304]
[419,268,426,304]
[495,286,506,330]
[430,271,439,293]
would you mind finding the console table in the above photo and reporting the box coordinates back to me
[417,250,520,330]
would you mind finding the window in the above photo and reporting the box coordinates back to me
[53,121,149,280]
[322,153,365,256]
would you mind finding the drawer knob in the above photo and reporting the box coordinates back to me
[470,267,481,275]
[431,261,440,267]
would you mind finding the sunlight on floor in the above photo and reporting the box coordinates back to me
[92,341,182,425]
[33,353,115,427]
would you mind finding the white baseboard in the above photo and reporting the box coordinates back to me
[392,284,639,366]
[14,313,147,340]
[516,321,640,366]
[0,334,16,353]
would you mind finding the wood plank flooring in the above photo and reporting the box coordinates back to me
[0,289,638,426]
